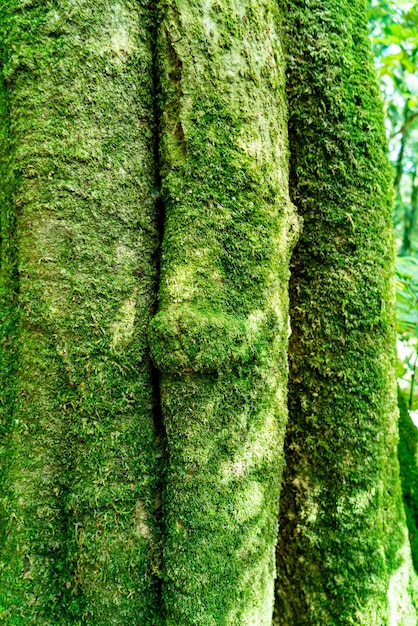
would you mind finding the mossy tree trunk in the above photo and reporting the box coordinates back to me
[148,1,296,623]
[274,1,418,624]
[0,1,296,624]
[0,2,162,624]
[0,1,413,625]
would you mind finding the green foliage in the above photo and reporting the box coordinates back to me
[398,388,418,573]
[395,256,418,337]
[369,0,418,141]
[369,0,418,92]
[369,0,418,256]
[393,256,418,413]
[371,7,418,592]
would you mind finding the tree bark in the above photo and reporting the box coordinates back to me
[148,1,297,623]
[0,1,413,624]
[0,2,162,623]
[0,1,298,623]
[274,1,418,624]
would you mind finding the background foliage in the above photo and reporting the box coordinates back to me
[369,0,418,413]
[369,0,418,573]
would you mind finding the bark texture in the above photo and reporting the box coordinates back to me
[0,2,162,623]
[274,1,418,624]
[1,1,410,624]
[148,0,297,623]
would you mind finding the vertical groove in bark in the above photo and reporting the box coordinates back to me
[275,0,418,624]
[148,1,297,623]
[0,2,162,623]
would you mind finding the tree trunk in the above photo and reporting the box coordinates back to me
[149,1,297,623]
[0,2,162,623]
[274,1,418,624]
[0,1,297,624]
[0,1,413,624]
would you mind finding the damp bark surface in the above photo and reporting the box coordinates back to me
[274,0,418,624]
[0,2,162,623]
[148,0,297,624]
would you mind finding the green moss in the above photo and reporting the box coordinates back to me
[0,1,162,623]
[274,0,418,624]
[0,32,20,624]
[150,305,283,374]
[148,0,297,623]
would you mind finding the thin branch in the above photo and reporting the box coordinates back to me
[391,111,418,139]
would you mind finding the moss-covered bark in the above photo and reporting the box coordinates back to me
[4,0,413,623]
[0,28,19,621]
[274,1,418,624]
[148,1,297,623]
[398,388,418,574]
[0,2,162,623]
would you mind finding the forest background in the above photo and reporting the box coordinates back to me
[370,0,418,594]
[370,0,418,411]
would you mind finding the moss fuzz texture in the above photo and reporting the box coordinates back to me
[274,1,418,624]
[0,2,163,623]
[148,0,297,623]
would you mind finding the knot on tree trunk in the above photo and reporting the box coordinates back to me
[148,306,280,374]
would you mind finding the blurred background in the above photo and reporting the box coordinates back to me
[369,1,418,566]
[369,0,418,421]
